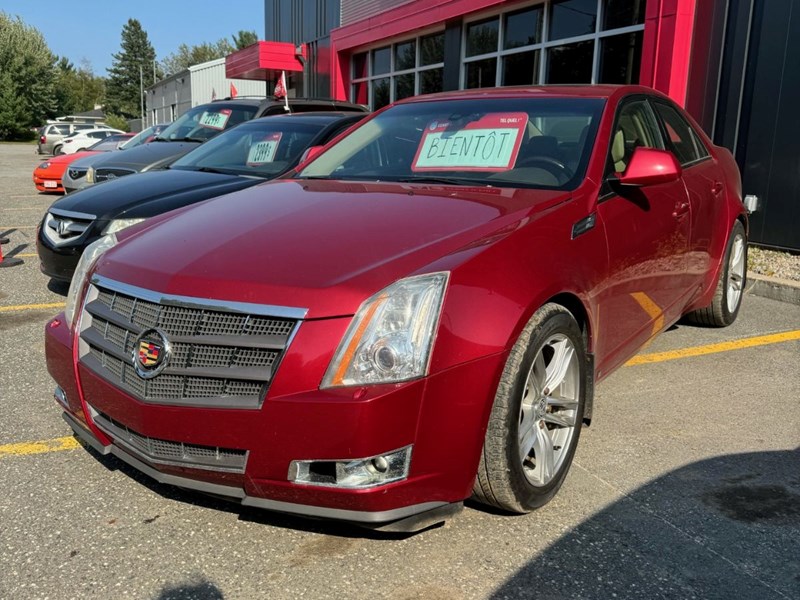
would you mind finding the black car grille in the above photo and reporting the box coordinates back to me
[68,167,87,180]
[89,405,248,472]
[95,167,135,182]
[78,280,301,408]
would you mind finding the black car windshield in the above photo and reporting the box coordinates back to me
[298,98,605,190]
[86,135,128,152]
[156,104,258,143]
[169,120,325,177]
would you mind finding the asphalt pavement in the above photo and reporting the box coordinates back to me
[1,143,798,600]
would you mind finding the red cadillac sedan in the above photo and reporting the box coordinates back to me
[45,86,747,532]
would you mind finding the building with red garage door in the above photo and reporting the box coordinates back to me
[228,0,799,251]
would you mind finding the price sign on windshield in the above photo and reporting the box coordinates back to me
[412,113,528,172]
[247,132,283,165]
[198,109,232,130]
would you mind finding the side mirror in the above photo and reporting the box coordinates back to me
[614,147,681,187]
[298,145,324,165]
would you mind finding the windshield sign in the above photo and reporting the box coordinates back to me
[198,109,232,130]
[247,132,283,165]
[412,113,527,172]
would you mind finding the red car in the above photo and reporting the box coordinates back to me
[33,133,135,193]
[33,151,100,193]
[46,86,747,532]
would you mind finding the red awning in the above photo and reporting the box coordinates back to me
[225,41,306,80]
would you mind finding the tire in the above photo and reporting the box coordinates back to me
[53,145,63,156]
[685,220,747,327]
[473,303,587,513]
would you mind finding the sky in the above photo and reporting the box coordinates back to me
[2,0,264,74]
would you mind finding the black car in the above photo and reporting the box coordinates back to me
[37,112,367,282]
[64,97,366,192]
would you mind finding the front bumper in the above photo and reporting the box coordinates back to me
[36,232,84,282]
[45,313,504,530]
[33,174,64,193]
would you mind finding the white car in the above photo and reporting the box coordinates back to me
[54,128,124,155]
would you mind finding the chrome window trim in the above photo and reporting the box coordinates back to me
[90,274,308,320]
[49,208,97,220]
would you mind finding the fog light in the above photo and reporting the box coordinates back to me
[54,386,68,409]
[289,446,412,489]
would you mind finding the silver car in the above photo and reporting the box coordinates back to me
[37,122,107,155]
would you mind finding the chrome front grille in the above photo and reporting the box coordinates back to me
[43,209,95,245]
[94,167,135,182]
[89,405,248,472]
[78,276,305,408]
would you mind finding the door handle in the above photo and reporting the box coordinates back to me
[711,181,724,196]
[672,201,690,219]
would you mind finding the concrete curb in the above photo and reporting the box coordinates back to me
[746,272,800,305]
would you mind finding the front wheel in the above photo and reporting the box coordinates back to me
[686,220,747,327]
[473,303,587,513]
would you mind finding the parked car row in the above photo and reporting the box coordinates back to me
[41,86,748,533]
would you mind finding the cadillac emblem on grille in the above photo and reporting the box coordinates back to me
[132,328,171,379]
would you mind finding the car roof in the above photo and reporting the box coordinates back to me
[393,85,665,104]
[243,112,367,126]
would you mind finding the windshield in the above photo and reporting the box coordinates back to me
[298,98,604,190]
[156,105,258,143]
[169,120,325,177]
[87,135,127,152]
[121,124,165,149]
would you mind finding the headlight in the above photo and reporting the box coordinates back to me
[38,162,50,169]
[321,272,449,388]
[102,218,146,235]
[64,234,117,328]
[86,167,94,183]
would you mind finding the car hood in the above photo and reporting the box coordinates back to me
[97,179,569,319]
[46,151,100,166]
[86,141,199,171]
[47,170,259,220]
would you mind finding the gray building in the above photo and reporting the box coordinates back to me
[145,58,270,125]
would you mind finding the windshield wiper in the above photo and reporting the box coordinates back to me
[177,136,206,143]
[192,166,238,175]
[388,176,490,186]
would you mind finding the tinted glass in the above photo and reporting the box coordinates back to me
[599,32,643,84]
[465,58,497,88]
[420,69,443,94]
[546,40,594,83]
[352,81,368,105]
[87,138,120,152]
[603,0,646,30]
[607,100,664,175]
[160,104,258,142]
[502,50,540,86]
[550,0,597,40]
[394,74,415,101]
[504,6,543,49]
[170,120,325,177]
[372,47,390,75]
[395,41,416,71]
[466,17,499,57]
[372,78,390,109]
[353,52,368,79]
[420,33,444,65]
[653,102,706,164]
[298,97,605,191]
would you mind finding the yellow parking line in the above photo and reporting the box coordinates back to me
[16,253,37,257]
[0,436,81,458]
[626,330,800,366]
[0,302,65,313]
[0,225,36,229]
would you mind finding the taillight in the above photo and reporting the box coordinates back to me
[40,135,46,143]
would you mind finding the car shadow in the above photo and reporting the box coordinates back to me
[490,449,800,599]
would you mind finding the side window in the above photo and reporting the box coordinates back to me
[606,100,664,176]
[653,102,708,165]
[54,125,70,135]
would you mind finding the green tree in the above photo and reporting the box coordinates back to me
[54,58,105,116]
[232,30,258,50]
[106,18,157,119]
[0,12,57,139]
[161,39,235,76]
